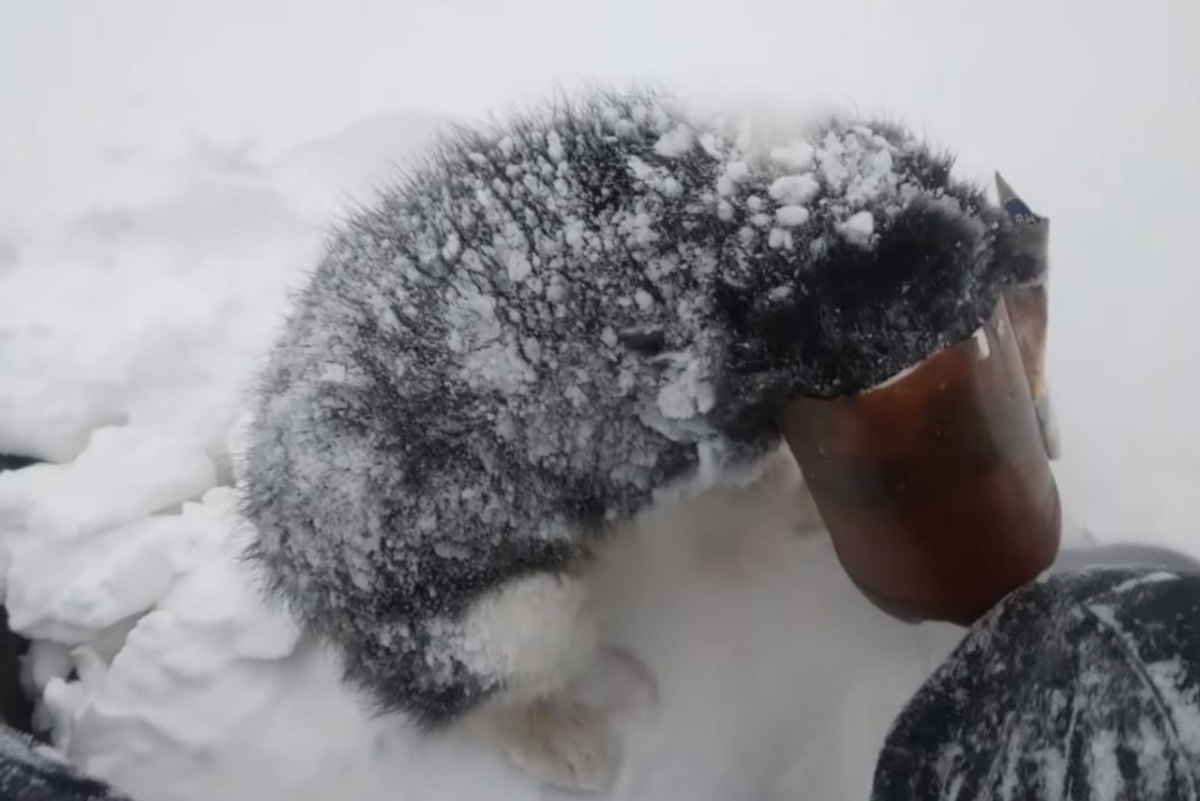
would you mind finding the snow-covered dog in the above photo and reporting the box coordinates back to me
[240,89,1027,790]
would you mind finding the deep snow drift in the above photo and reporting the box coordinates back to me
[0,104,1192,801]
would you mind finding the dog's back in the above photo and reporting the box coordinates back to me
[240,89,1013,788]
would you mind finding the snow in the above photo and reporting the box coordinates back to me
[1,1,1199,799]
[655,358,716,421]
[837,209,875,246]
[769,142,815,171]
[768,174,820,205]
[505,251,533,282]
[724,160,750,182]
[653,126,694,157]
[775,205,811,227]
[973,328,991,360]
[6,437,966,801]
[767,227,793,249]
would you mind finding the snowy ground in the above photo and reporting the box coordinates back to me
[2,1,1199,799]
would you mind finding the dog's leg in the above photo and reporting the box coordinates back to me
[456,571,619,792]
[469,693,617,792]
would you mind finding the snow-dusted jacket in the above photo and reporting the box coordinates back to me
[0,725,126,800]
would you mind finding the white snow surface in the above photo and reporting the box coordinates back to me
[1,28,1199,798]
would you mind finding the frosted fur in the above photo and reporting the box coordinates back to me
[455,573,596,702]
[241,89,1024,726]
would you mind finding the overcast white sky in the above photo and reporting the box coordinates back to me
[3,0,1196,192]
[2,0,1199,539]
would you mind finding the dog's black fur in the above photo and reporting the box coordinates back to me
[241,89,1024,727]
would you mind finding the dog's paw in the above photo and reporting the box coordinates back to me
[471,695,617,793]
[574,646,659,721]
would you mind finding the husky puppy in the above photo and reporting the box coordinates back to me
[241,89,1020,789]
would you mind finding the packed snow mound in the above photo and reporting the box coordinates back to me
[0,112,449,465]
[26,463,965,801]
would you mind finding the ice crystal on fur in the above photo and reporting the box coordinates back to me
[241,89,1021,725]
